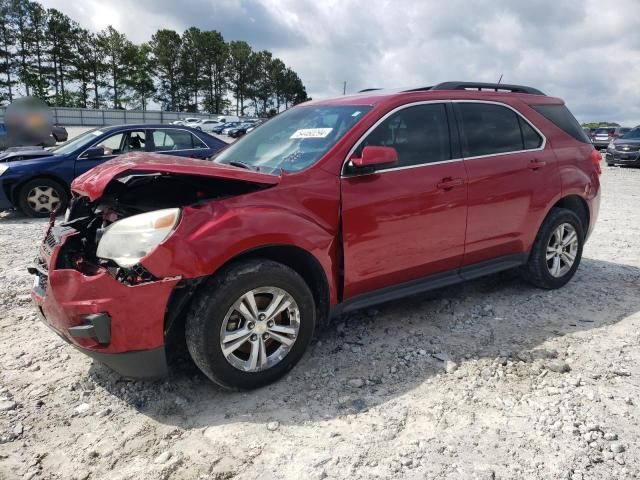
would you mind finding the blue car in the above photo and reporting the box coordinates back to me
[0,124,227,217]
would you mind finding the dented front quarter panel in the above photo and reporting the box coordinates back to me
[139,168,342,305]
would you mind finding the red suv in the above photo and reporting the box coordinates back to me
[31,82,601,390]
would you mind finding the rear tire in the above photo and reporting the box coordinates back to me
[185,259,316,390]
[522,208,584,289]
[17,178,68,218]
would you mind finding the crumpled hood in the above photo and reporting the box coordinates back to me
[0,147,53,162]
[71,152,281,201]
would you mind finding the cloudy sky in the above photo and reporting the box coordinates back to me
[40,0,640,125]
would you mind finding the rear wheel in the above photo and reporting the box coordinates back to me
[17,178,68,218]
[522,208,584,289]
[185,259,316,390]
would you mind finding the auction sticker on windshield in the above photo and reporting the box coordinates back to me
[290,128,333,139]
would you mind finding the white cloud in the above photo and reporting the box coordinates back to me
[39,0,640,124]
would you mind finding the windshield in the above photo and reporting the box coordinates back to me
[215,105,372,172]
[50,128,104,155]
[621,128,640,140]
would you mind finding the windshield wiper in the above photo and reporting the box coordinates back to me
[228,160,258,171]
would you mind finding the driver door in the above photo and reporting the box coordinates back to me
[340,102,468,299]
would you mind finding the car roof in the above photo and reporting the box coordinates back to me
[305,85,563,108]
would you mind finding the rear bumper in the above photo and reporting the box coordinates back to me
[30,226,180,378]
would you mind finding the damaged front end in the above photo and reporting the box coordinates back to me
[30,160,279,378]
[63,171,266,284]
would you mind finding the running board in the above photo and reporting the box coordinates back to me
[332,253,528,317]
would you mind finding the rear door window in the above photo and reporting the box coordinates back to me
[456,103,537,157]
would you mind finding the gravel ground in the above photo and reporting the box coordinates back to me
[0,159,639,480]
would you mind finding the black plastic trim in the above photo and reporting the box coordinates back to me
[331,253,528,317]
[82,346,168,379]
[68,313,111,344]
[431,81,545,95]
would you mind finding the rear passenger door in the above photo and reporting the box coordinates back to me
[340,102,468,298]
[454,102,560,267]
[150,128,211,159]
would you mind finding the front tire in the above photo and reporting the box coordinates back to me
[17,178,68,218]
[522,208,584,289]
[185,259,316,390]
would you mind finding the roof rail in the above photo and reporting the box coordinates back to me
[430,81,545,95]
[358,88,384,93]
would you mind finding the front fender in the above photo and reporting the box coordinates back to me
[141,202,339,303]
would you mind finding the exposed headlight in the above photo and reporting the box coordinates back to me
[96,208,180,268]
[0,164,8,176]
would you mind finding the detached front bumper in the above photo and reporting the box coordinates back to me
[30,226,180,378]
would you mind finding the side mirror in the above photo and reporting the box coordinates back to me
[351,146,398,170]
[84,146,105,159]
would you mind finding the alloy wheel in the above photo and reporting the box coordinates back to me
[546,223,579,278]
[219,287,300,372]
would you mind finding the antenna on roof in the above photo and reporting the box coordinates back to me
[497,73,503,84]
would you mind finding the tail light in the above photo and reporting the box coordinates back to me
[590,149,602,175]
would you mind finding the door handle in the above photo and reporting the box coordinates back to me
[436,177,464,190]
[528,158,547,170]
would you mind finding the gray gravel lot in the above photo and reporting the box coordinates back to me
[0,159,639,480]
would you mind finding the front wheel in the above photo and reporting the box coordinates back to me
[522,208,584,289]
[17,178,68,218]
[185,259,316,390]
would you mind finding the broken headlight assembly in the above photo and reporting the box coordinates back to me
[96,208,180,268]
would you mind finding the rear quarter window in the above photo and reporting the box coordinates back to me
[531,104,590,143]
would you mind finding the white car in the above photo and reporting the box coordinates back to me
[180,118,202,127]
[194,119,221,132]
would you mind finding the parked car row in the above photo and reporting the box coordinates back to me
[586,126,631,149]
[170,116,265,138]
[213,119,265,137]
[0,124,226,217]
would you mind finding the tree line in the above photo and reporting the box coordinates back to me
[0,0,309,115]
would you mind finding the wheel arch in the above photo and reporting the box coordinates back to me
[221,244,331,327]
[549,195,589,234]
[164,243,332,349]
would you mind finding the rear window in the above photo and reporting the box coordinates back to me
[594,128,614,134]
[532,105,590,143]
